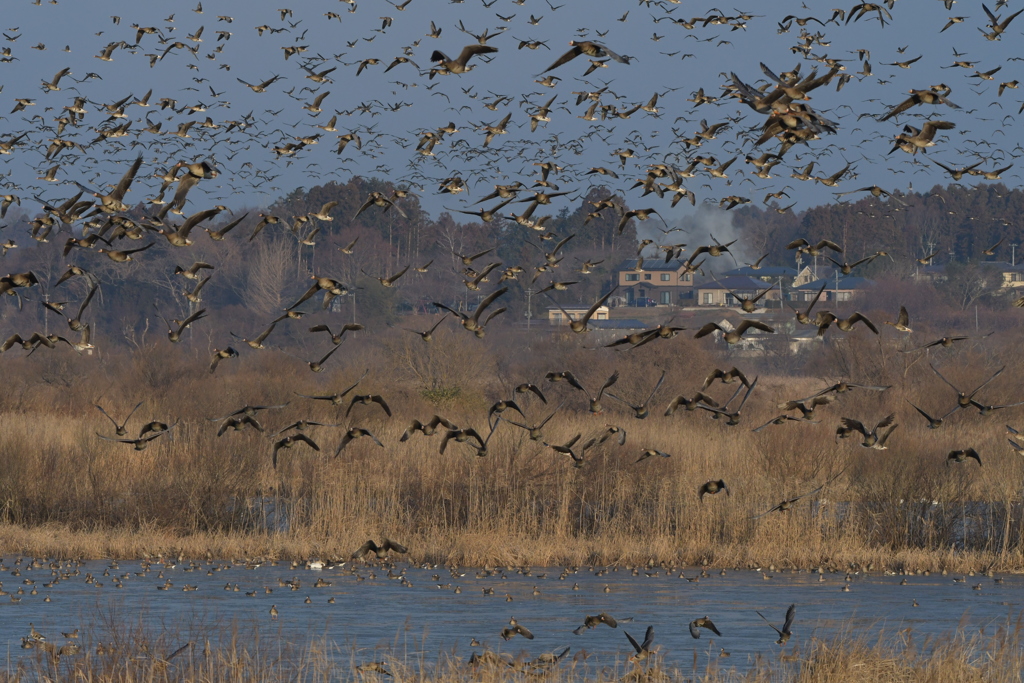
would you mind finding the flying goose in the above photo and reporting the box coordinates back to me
[443,420,500,457]
[296,371,368,406]
[347,394,392,418]
[557,370,619,413]
[815,312,878,337]
[97,243,154,263]
[543,286,618,333]
[635,448,671,463]
[753,483,825,518]
[689,617,722,639]
[543,433,584,467]
[217,415,263,436]
[434,287,507,334]
[200,212,247,241]
[624,626,655,664]
[363,265,410,288]
[292,344,343,373]
[787,238,842,256]
[75,155,143,214]
[97,432,164,451]
[210,403,289,423]
[930,364,1004,410]
[95,401,142,436]
[752,413,819,433]
[501,617,534,641]
[884,306,912,332]
[287,276,349,310]
[664,393,719,415]
[272,434,320,469]
[231,321,277,349]
[400,314,448,342]
[703,367,750,390]
[209,347,238,373]
[889,121,955,155]
[515,383,547,403]
[400,415,456,441]
[698,377,758,426]
[980,3,1024,40]
[158,307,206,343]
[712,277,775,313]
[839,414,897,448]
[756,604,796,644]
[698,480,729,501]
[351,538,407,559]
[155,208,221,247]
[505,401,564,441]
[947,448,982,466]
[907,401,955,429]
[539,41,630,74]
[353,191,407,219]
[878,86,959,121]
[309,323,363,345]
[573,613,618,635]
[44,284,95,331]
[174,262,214,280]
[335,428,384,455]
[606,370,665,419]
[694,320,774,344]
[429,44,497,76]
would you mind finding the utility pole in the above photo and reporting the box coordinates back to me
[1012,243,1019,267]
[524,287,535,329]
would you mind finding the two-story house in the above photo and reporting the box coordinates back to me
[615,259,695,305]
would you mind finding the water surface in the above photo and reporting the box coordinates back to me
[4,559,1019,670]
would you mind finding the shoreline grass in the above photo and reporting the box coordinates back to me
[8,613,1024,682]
[0,523,1020,573]
[2,333,1024,571]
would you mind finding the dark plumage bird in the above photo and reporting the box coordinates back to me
[756,604,795,644]
[699,480,729,501]
[947,448,982,466]
[539,41,630,74]
[430,44,498,75]
[351,538,407,559]
[573,613,618,635]
[689,617,722,639]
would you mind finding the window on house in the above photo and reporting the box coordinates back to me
[837,291,852,302]
[660,291,671,304]
[725,294,736,305]
[703,292,713,304]
[683,274,691,282]
[660,273,671,281]
[625,274,639,281]
[644,274,652,280]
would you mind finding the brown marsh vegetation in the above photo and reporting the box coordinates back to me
[2,301,1024,572]
[10,610,1024,683]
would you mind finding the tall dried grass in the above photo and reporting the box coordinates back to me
[1,324,1023,570]
[9,610,1024,682]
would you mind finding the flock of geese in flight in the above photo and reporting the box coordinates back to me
[0,0,1020,671]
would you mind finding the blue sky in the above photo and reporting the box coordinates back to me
[0,0,1019,226]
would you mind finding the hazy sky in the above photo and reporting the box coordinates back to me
[0,0,1020,226]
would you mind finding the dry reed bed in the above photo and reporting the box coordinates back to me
[0,328,1022,569]
[8,615,1024,683]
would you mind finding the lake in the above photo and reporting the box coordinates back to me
[3,558,1019,671]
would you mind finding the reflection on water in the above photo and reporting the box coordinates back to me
[3,559,1020,669]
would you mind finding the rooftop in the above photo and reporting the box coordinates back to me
[616,258,689,272]
[792,276,876,291]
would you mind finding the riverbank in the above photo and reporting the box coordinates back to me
[10,621,1024,683]
[0,523,1021,574]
